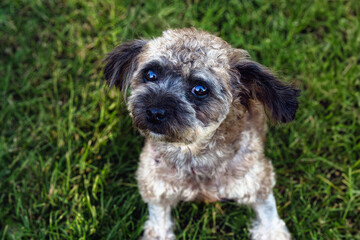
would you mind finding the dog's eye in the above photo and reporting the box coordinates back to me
[191,85,209,98]
[144,70,158,82]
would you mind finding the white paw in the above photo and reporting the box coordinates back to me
[249,219,291,240]
[140,220,175,240]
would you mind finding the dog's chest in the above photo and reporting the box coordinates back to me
[154,148,242,202]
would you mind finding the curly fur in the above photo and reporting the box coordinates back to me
[104,28,299,240]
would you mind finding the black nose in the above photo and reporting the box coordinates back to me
[146,108,167,124]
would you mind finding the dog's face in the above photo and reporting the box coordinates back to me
[104,28,299,144]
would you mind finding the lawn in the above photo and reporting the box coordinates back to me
[0,0,359,239]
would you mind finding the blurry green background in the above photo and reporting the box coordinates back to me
[1,0,359,239]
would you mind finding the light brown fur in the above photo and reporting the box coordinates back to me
[104,28,299,240]
[137,101,272,204]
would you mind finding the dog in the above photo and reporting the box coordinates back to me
[104,28,300,240]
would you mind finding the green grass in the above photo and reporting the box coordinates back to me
[1,0,359,239]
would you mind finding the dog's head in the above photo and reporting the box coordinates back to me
[104,28,300,143]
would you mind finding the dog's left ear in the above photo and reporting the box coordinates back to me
[232,59,300,123]
[103,39,147,90]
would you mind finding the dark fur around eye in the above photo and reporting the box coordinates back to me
[141,61,163,74]
[191,85,209,98]
[140,61,166,83]
[144,70,158,82]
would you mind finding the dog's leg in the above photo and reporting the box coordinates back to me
[250,193,291,240]
[141,203,175,240]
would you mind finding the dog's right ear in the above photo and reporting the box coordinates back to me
[103,39,147,91]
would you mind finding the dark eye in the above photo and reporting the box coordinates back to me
[191,85,209,98]
[144,70,158,82]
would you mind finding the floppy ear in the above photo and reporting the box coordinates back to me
[233,60,300,123]
[103,39,147,90]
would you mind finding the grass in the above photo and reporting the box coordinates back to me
[1,0,359,239]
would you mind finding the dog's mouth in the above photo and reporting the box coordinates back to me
[135,122,196,144]
[139,125,180,143]
[143,123,166,135]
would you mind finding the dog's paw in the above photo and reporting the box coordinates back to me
[140,229,175,240]
[249,219,291,240]
[140,220,175,240]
